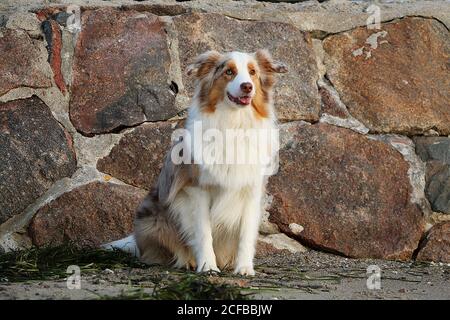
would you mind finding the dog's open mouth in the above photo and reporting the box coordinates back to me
[227,92,252,106]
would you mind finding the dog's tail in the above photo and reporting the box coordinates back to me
[102,234,140,258]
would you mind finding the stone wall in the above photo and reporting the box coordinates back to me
[0,0,449,263]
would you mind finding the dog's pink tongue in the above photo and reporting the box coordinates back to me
[239,96,251,105]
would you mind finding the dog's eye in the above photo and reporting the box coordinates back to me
[249,69,256,76]
[225,69,234,76]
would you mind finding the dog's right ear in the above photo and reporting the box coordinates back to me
[187,50,223,79]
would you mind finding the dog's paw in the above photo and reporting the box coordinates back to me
[234,265,255,276]
[196,262,220,274]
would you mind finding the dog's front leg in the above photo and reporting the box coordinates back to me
[234,185,263,276]
[185,187,220,273]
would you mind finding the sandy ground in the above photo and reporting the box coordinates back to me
[1,250,449,300]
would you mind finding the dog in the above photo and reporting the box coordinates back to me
[124,49,287,276]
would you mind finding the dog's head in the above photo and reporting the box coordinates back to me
[187,49,288,116]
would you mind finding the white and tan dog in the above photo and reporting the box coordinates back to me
[112,50,287,276]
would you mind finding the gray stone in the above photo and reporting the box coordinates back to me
[5,12,41,37]
[415,137,450,165]
[415,137,450,214]
[0,96,77,224]
[426,162,450,214]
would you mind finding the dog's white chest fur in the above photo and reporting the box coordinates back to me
[187,103,274,190]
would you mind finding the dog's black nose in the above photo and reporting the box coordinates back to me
[240,82,253,94]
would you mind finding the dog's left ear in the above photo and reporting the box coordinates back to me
[187,50,223,78]
[255,49,288,74]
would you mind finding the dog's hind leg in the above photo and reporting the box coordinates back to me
[134,192,193,268]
